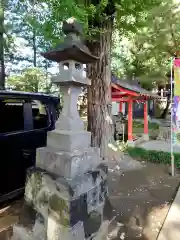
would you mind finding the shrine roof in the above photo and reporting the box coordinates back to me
[111,75,160,99]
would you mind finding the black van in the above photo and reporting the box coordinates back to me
[0,90,60,202]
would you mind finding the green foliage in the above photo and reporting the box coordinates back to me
[132,121,159,130]
[19,0,164,45]
[112,32,169,89]
[15,0,168,88]
[8,0,178,93]
[7,67,53,93]
[6,1,53,71]
[127,147,180,168]
[112,0,180,90]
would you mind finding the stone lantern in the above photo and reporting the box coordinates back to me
[11,18,108,240]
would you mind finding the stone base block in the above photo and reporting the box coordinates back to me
[11,220,109,240]
[142,133,149,141]
[47,129,91,152]
[36,146,101,178]
[11,218,45,240]
[11,226,34,240]
[47,219,85,240]
[11,221,85,240]
[24,164,108,239]
[127,140,135,147]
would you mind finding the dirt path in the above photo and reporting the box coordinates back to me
[105,160,180,240]
[0,199,23,240]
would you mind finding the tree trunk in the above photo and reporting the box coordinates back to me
[87,20,114,160]
[0,0,5,90]
[32,29,37,67]
[32,0,37,68]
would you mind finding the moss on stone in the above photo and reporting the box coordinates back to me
[49,194,70,226]
[32,172,43,200]
[25,171,43,205]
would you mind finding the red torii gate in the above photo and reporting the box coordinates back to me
[111,77,160,144]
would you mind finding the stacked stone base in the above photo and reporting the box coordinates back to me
[12,219,109,240]
[11,111,108,240]
[11,162,108,240]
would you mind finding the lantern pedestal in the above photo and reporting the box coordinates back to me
[11,17,108,240]
[11,86,108,240]
[11,85,108,240]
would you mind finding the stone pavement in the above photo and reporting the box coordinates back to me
[139,140,180,153]
[104,153,143,174]
[157,185,180,240]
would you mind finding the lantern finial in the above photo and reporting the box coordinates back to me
[41,17,99,63]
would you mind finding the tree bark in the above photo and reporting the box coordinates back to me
[0,0,5,89]
[32,0,37,68]
[87,20,114,160]
[32,28,37,67]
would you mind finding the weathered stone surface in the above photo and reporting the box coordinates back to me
[24,164,108,238]
[47,129,91,152]
[11,226,34,240]
[36,146,101,178]
[11,219,45,240]
[47,219,85,240]
[42,17,99,64]
[92,220,109,240]
[54,86,85,131]
[24,169,53,219]
[55,114,85,131]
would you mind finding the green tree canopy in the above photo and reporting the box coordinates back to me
[7,67,54,93]
[112,1,180,90]
[16,0,166,158]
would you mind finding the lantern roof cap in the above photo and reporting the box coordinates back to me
[41,17,99,63]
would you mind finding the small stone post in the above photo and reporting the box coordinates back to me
[11,18,108,240]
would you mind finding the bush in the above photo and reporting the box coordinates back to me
[124,120,159,130]
[133,121,159,129]
[126,147,180,168]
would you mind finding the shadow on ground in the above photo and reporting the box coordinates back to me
[104,159,180,240]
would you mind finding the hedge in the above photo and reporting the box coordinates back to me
[124,120,159,130]
[126,147,180,168]
[133,121,159,130]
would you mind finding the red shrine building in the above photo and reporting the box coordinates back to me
[111,75,160,145]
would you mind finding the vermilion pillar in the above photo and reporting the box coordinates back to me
[128,100,133,141]
[144,101,148,135]
[119,102,122,112]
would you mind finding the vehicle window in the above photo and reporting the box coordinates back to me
[0,100,24,133]
[0,99,48,134]
[32,101,48,129]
